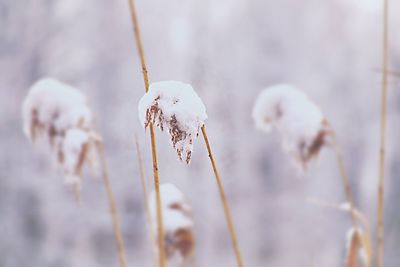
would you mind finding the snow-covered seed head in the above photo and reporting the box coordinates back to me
[252,84,333,169]
[61,129,100,187]
[22,78,93,143]
[22,78,98,187]
[149,183,195,261]
[138,81,207,164]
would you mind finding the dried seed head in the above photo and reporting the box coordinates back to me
[138,81,207,164]
[252,84,333,169]
[61,129,100,187]
[22,78,93,142]
[149,183,195,261]
[22,78,98,188]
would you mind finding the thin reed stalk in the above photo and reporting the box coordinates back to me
[377,1,389,266]
[127,1,166,266]
[96,141,128,267]
[134,136,158,266]
[332,139,357,227]
[201,125,244,267]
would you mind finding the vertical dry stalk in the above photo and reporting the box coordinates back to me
[201,125,244,267]
[96,141,128,267]
[127,1,166,266]
[134,136,158,266]
[332,140,357,227]
[377,1,389,266]
[347,232,360,267]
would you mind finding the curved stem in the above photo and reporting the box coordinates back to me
[96,141,128,267]
[127,0,166,266]
[201,125,244,267]
[377,1,389,266]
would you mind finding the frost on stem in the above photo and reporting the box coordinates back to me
[138,81,207,164]
[149,183,195,262]
[252,84,333,169]
[22,78,99,188]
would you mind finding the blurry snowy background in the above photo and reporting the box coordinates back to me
[1,0,400,266]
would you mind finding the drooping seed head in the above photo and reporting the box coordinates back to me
[22,78,98,188]
[149,183,195,261]
[252,84,333,169]
[138,81,207,164]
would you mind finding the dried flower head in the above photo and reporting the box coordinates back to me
[22,78,98,188]
[149,183,195,261]
[138,81,207,164]
[252,84,333,168]
[61,129,100,187]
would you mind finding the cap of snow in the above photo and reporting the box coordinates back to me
[149,183,191,215]
[163,209,194,234]
[252,84,332,168]
[138,81,207,164]
[149,183,194,259]
[22,78,93,142]
[22,78,98,188]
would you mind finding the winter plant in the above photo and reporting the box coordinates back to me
[20,0,392,266]
[22,78,99,195]
[252,83,332,169]
[149,183,195,266]
[22,78,128,267]
[138,81,207,164]
[129,0,245,266]
[252,84,374,266]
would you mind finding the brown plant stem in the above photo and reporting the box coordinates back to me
[96,141,128,267]
[332,139,357,227]
[377,1,389,266]
[128,0,149,91]
[134,136,158,266]
[201,125,244,267]
[127,1,166,266]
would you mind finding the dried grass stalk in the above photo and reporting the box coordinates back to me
[96,141,128,267]
[377,1,389,266]
[135,136,158,266]
[127,0,167,266]
[201,125,244,267]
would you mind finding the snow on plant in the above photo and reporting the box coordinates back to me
[22,78,98,187]
[252,84,333,168]
[149,183,195,261]
[138,81,207,164]
[61,128,99,186]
